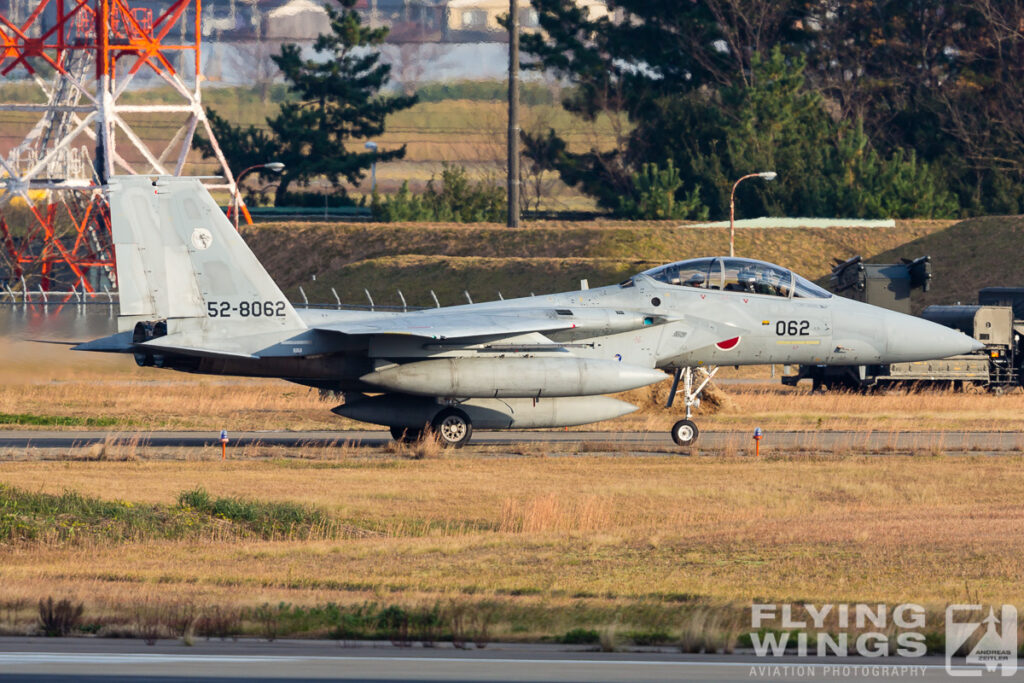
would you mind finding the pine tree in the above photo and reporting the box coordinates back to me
[196,0,415,206]
[521,2,961,219]
[520,0,805,217]
[616,161,708,220]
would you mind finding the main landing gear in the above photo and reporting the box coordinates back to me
[389,407,473,448]
[389,425,424,443]
[384,368,719,449]
[431,407,473,448]
[666,366,718,447]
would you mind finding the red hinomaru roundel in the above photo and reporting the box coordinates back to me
[716,336,741,350]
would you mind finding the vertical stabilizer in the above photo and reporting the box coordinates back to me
[109,176,305,338]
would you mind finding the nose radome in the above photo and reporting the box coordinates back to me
[885,311,983,361]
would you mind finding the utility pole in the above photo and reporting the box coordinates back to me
[507,0,521,227]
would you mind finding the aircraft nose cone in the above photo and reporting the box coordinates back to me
[885,311,983,361]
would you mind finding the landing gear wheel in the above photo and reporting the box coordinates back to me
[431,408,473,448]
[671,419,699,447]
[390,425,424,443]
[665,366,716,449]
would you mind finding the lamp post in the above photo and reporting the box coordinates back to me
[507,0,521,228]
[364,141,378,194]
[234,162,285,230]
[729,171,777,257]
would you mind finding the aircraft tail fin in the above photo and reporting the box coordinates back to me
[109,176,305,339]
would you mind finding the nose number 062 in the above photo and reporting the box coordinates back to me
[776,320,810,336]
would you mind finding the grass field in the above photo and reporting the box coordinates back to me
[0,452,1021,646]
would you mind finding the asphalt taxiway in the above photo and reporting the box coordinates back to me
[0,637,975,682]
[0,429,1020,453]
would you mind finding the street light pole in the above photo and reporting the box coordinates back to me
[507,0,521,228]
[729,171,777,257]
[233,162,285,231]
[364,141,378,194]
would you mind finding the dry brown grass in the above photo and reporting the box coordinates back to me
[618,379,1024,433]
[499,493,611,533]
[383,433,445,460]
[69,434,141,462]
[0,455,1023,608]
[0,340,341,431]
[0,450,1020,640]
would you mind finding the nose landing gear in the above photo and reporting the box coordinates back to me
[671,418,699,446]
[667,366,718,447]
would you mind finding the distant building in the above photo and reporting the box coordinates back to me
[264,0,328,40]
[200,0,292,40]
[353,0,411,26]
[357,0,446,43]
[443,0,609,42]
[398,0,446,42]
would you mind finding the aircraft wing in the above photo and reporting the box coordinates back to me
[150,310,738,360]
[310,309,577,340]
[74,306,744,362]
[72,310,579,360]
[249,310,580,359]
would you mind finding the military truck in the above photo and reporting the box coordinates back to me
[829,254,932,315]
[782,257,1022,391]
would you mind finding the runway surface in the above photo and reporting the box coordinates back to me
[0,429,1021,452]
[0,637,972,682]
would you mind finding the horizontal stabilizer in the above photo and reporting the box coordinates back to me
[27,339,80,346]
[137,330,280,360]
[71,331,135,353]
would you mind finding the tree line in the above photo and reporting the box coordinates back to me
[522,0,1024,219]
[198,0,1024,221]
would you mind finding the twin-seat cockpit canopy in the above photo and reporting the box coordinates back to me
[629,257,832,299]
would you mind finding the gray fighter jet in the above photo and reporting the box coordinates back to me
[75,176,982,447]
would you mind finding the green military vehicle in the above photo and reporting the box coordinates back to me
[783,256,1022,391]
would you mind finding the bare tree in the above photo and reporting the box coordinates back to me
[700,0,802,88]
[392,43,444,97]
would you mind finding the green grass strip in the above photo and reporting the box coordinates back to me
[0,484,336,544]
[0,413,120,427]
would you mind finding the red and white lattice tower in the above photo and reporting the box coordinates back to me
[0,0,240,293]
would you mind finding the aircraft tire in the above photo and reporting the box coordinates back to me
[431,408,473,448]
[390,425,424,443]
[671,419,699,447]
